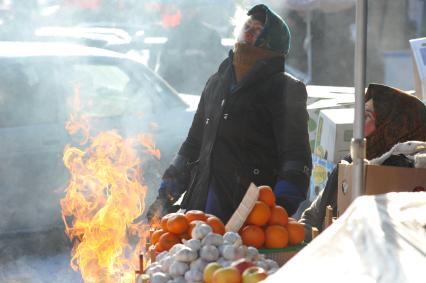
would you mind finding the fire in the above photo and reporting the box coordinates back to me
[61,87,159,282]
[64,85,90,145]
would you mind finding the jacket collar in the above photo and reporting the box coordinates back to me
[218,50,285,94]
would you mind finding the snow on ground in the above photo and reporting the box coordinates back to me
[0,253,82,283]
[0,227,82,283]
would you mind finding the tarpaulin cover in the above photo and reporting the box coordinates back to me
[283,0,355,13]
[265,192,426,283]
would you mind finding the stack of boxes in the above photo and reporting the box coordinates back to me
[305,86,355,201]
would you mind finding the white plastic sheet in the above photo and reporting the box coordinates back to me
[265,192,426,283]
[283,0,355,13]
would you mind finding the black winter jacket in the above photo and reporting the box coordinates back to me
[178,51,312,221]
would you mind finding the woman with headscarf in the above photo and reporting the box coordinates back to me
[299,83,426,242]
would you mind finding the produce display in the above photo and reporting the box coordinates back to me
[239,186,305,249]
[143,185,306,282]
[146,210,279,283]
[150,211,226,253]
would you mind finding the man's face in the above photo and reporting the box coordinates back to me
[364,99,376,137]
[237,16,264,46]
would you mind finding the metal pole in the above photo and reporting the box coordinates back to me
[306,9,312,83]
[351,0,368,201]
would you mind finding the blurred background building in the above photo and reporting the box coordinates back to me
[1,0,425,91]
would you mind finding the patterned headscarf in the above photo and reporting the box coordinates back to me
[365,84,426,160]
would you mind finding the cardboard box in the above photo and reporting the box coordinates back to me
[306,85,355,100]
[314,108,354,163]
[225,183,258,232]
[409,37,426,100]
[337,163,426,215]
[306,85,354,151]
[308,154,336,201]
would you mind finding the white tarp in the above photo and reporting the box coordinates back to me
[283,0,356,13]
[265,192,426,283]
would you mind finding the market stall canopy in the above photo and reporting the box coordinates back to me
[283,0,355,13]
[265,192,426,283]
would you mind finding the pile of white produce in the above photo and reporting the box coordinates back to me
[146,222,279,283]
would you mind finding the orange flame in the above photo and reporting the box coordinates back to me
[65,113,91,145]
[64,85,90,145]
[61,88,159,282]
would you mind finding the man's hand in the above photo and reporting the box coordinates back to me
[146,197,181,223]
[146,195,169,223]
[146,161,189,223]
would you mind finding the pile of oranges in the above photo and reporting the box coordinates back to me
[149,186,305,252]
[239,185,305,249]
[150,210,226,252]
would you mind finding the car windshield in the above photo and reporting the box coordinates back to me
[0,56,184,128]
[68,63,131,117]
[0,62,60,128]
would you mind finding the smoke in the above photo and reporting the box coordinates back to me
[0,0,419,281]
[0,227,82,282]
[232,5,250,40]
[0,254,83,283]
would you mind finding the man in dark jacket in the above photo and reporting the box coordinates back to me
[147,4,312,223]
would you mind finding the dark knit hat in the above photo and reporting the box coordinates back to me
[247,4,291,55]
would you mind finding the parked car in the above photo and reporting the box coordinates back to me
[33,26,133,49]
[0,41,195,234]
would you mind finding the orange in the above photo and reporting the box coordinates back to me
[185,210,208,222]
[151,229,166,245]
[246,201,271,226]
[240,225,265,248]
[286,222,305,245]
[268,205,288,226]
[158,232,180,251]
[154,242,164,253]
[167,213,189,235]
[206,216,226,235]
[161,213,175,232]
[258,185,276,207]
[264,225,289,249]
